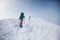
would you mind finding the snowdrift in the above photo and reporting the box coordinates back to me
[0,18,60,40]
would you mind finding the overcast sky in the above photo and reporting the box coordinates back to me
[0,0,60,25]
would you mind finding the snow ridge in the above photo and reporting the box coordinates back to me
[0,18,60,40]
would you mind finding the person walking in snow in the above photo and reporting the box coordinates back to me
[29,16,31,21]
[19,12,25,28]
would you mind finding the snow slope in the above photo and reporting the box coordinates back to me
[0,18,60,40]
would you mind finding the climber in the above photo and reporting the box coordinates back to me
[19,12,25,28]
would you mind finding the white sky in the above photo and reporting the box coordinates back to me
[0,0,9,19]
[0,0,31,19]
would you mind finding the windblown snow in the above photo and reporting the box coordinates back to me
[0,18,60,40]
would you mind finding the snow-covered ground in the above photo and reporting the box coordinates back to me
[0,18,60,40]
